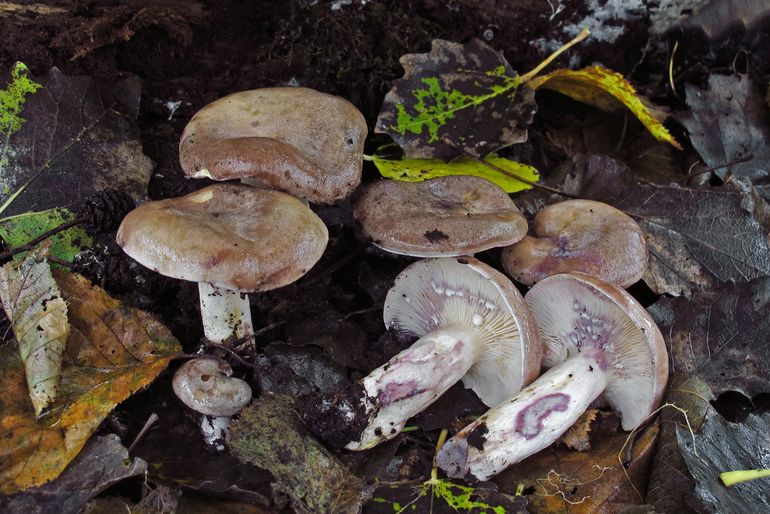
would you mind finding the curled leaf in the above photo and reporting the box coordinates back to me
[372,154,539,193]
[527,65,681,149]
[0,250,68,415]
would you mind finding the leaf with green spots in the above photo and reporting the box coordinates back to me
[367,477,528,514]
[0,269,181,494]
[372,153,539,193]
[0,208,92,263]
[525,65,681,149]
[376,39,537,160]
[0,62,42,138]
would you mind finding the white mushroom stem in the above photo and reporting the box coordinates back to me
[437,355,608,481]
[347,324,482,450]
[198,283,254,343]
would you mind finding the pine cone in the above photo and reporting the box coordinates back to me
[74,191,136,235]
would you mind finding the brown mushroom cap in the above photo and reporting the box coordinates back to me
[179,87,367,204]
[117,184,328,292]
[525,272,668,430]
[354,176,528,257]
[501,199,648,287]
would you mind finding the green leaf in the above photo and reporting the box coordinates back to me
[372,154,539,193]
[0,62,41,138]
[0,208,92,263]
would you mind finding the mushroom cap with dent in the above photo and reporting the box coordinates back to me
[502,199,648,287]
[116,184,328,292]
[172,358,252,417]
[524,272,668,430]
[383,256,542,406]
[179,87,367,204]
[354,176,528,257]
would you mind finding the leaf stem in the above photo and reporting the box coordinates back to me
[721,469,770,487]
[431,428,449,482]
[520,28,591,83]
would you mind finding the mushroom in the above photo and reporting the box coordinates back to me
[117,183,328,343]
[436,272,668,480]
[179,87,367,204]
[353,176,528,257]
[172,357,252,449]
[501,200,648,287]
[330,256,541,450]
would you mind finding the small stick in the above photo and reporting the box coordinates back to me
[128,412,159,453]
[677,154,754,184]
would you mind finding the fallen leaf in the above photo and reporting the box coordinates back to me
[648,278,770,398]
[678,410,770,513]
[645,373,714,514]
[367,477,528,514]
[493,422,660,514]
[0,62,41,140]
[0,207,92,263]
[559,409,599,452]
[0,270,181,493]
[0,434,147,514]
[0,64,153,216]
[372,154,539,193]
[0,250,68,415]
[376,39,537,160]
[133,485,182,514]
[659,0,770,39]
[228,393,365,514]
[678,74,770,198]
[526,66,681,149]
[564,154,770,296]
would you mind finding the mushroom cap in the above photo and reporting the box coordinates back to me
[524,272,668,430]
[172,358,252,417]
[117,184,328,292]
[179,87,367,204]
[501,200,648,287]
[354,176,528,257]
[383,257,542,406]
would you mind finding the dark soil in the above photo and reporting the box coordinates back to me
[3,0,770,511]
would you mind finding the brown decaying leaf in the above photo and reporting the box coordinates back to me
[0,270,180,494]
[648,278,770,398]
[645,373,714,514]
[0,64,153,217]
[559,409,599,452]
[0,434,147,514]
[0,250,69,416]
[493,422,659,514]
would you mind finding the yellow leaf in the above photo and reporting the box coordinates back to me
[527,65,682,149]
[372,154,540,193]
[0,270,181,494]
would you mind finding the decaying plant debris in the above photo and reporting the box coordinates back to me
[2,1,770,513]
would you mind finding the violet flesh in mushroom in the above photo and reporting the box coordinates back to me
[436,272,668,480]
[311,257,541,450]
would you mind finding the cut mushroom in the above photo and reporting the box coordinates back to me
[322,257,541,450]
[172,357,252,449]
[117,183,328,343]
[436,272,668,481]
[179,87,367,204]
[353,176,528,257]
[501,200,648,287]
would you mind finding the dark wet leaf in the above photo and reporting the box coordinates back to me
[412,382,486,432]
[228,393,366,514]
[0,434,146,514]
[286,313,369,370]
[653,0,770,39]
[678,74,770,199]
[566,154,770,296]
[645,373,714,514]
[678,410,770,514]
[648,278,770,398]
[376,39,536,160]
[256,342,349,397]
[367,478,528,514]
[133,485,182,514]
[0,64,152,217]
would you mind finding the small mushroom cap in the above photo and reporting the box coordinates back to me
[117,184,328,292]
[354,176,528,257]
[172,358,252,417]
[502,200,648,287]
[525,272,668,430]
[179,87,367,204]
[384,257,542,406]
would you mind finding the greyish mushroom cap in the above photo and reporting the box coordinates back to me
[354,176,528,257]
[116,184,328,292]
[525,272,668,430]
[179,87,367,204]
[384,256,542,406]
[502,199,648,287]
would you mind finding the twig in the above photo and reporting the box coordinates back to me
[0,216,87,262]
[677,154,754,183]
[669,41,679,98]
[128,412,159,453]
[205,341,260,369]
